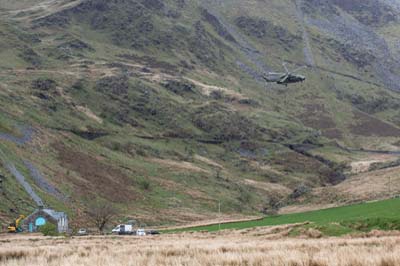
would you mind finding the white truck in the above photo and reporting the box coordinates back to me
[112,224,134,235]
[112,225,147,236]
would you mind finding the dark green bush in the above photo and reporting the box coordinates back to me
[39,223,58,236]
[31,78,57,91]
[139,179,151,190]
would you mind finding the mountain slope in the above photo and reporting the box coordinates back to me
[0,0,399,228]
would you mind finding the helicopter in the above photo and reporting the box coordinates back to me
[263,62,307,86]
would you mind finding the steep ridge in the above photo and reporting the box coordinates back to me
[200,0,272,80]
[303,0,400,90]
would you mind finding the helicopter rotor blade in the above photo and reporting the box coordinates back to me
[282,62,289,74]
[292,65,307,73]
[280,74,289,83]
[267,72,285,75]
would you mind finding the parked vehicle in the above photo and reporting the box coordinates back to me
[77,228,88,236]
[112,224,134,235]
[136,228,146,236]
[147,230,160,235]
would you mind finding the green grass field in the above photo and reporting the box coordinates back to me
[168,198,400,235]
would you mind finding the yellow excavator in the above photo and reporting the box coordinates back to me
[7,215,25,233]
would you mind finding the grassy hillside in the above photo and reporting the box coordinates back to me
[168,198,400,236]
[0,0,399,228]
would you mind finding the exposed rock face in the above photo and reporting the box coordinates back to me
[331,0,397,27]
[301,0,400,90]
[235,16,301,49]
[302,0,398,27]
[200,8,237,43]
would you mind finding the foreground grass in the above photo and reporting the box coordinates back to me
[168,198,400,235]
[1,230,400,266]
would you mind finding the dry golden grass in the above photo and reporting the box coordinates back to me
[279,203,339,215]
[1,227,400,266]
[306,165,400,207]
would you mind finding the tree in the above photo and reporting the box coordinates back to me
[261,196,283,216]
[86,199,117,233]
[39,222,58,236]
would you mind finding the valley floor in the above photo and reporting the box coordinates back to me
[1,228,400,266]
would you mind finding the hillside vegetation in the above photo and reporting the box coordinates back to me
[168,198,400,236]
[0,0,400,228]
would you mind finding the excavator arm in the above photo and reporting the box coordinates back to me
[7,215,25,233]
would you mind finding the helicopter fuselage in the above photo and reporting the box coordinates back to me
[263,63,307,86]
[263,73,305,85]
[277,74,305,85]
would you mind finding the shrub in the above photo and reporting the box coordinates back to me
[163,80,196,95]
[95,75,129,95]
[290,184,311,199]
[139,179,151,190]
[39,223,58,236]
[262,196,284,215]
[31,78,57,91]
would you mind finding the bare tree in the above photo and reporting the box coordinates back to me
[86,199,117,233]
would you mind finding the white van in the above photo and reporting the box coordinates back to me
[136,228,146,236]
[112,224,134,234]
